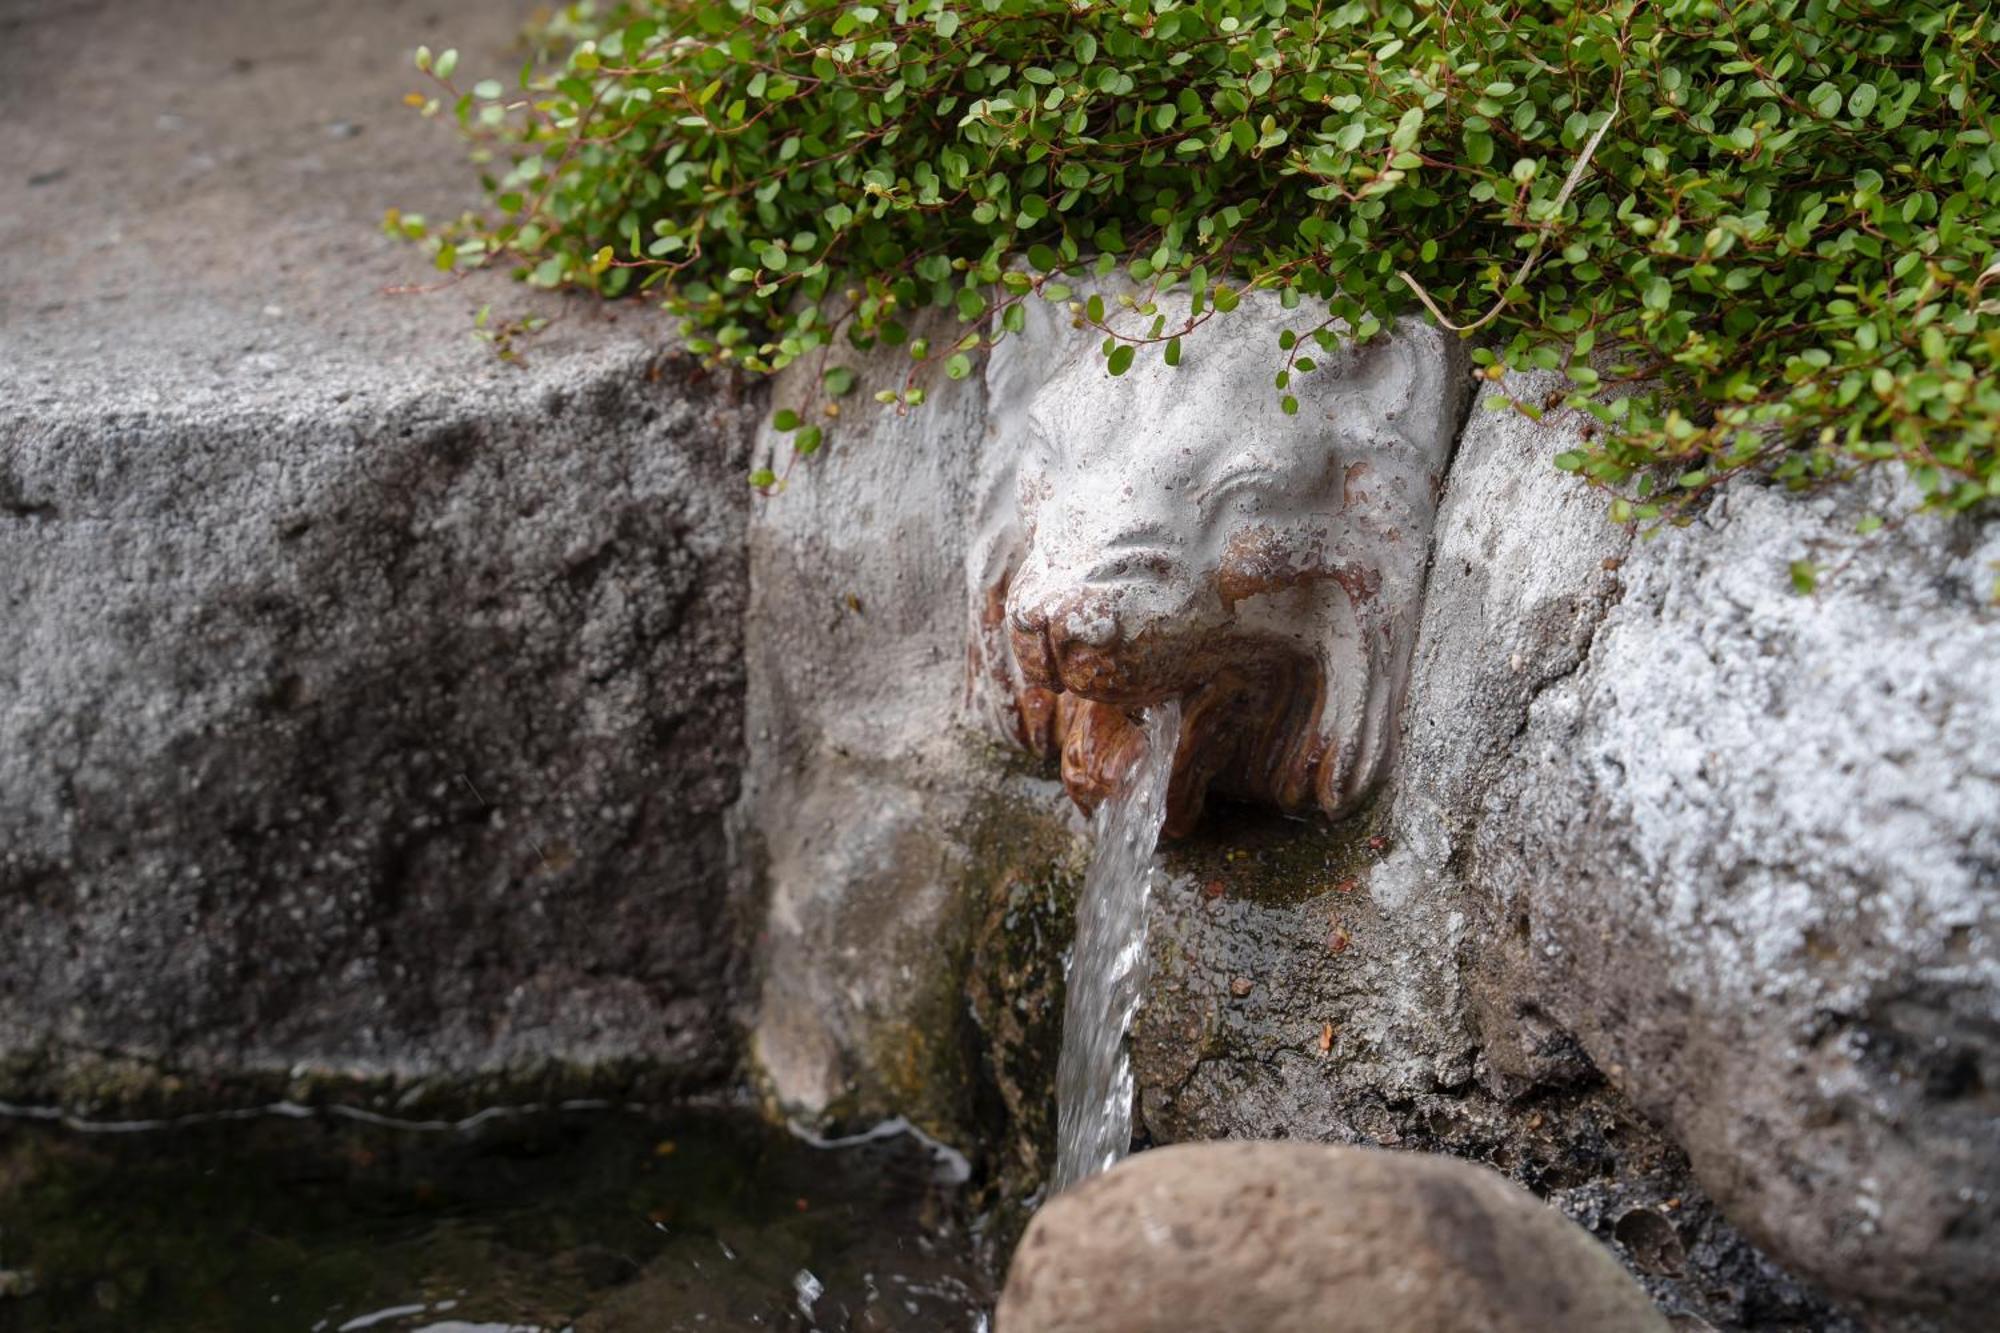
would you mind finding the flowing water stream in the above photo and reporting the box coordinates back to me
[1051,701,1182,1193]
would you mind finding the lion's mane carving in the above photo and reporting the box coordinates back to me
[968,292,1466,836]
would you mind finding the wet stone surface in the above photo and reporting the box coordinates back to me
[1132,804,1854,1332]
[0,1106,990,1333]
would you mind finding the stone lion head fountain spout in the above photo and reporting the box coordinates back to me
[968,291,1467,837]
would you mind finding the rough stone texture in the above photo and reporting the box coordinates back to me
[741,344,1997,1329]
[1476,463,2000,1325]
[999,1141,1669,1333]
[1,0,758,1098]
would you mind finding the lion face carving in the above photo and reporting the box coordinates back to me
[968,292,1466,836]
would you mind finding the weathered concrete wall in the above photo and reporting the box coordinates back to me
[738,311,1077,1138]
[1,0,759,1104]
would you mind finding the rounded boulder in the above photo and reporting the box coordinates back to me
[998,1141,1668,1333]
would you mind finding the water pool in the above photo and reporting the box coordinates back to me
[0,1103,991,1333]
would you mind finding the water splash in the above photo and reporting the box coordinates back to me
[1052,701,1181,1193]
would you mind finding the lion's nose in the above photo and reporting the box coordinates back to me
[1079,547,1176,587]
[1011,586,1126,649]
[1058,611,1120,648]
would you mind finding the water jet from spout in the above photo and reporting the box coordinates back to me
[1052,700,1181,1193]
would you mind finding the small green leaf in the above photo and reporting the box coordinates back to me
[1106,344,1135,376]
[1390,105,1424,151]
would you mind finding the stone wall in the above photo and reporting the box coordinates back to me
[0,0,760,1106]
[1474,448,2000,1323]
[737,311,1080,1155]
[1,354,756,1102]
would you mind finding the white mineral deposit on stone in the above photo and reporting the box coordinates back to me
[1053,701,1182,1192]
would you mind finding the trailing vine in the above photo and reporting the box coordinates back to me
[394,0,1999,523]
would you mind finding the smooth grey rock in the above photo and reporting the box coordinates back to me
[0,0,758,1097]
[998,1141,1670,1333]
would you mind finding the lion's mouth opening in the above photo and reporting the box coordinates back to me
[1017,652,1326,839]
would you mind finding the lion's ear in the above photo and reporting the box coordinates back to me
[1321,318,1467,463]
[986,285,1097,414]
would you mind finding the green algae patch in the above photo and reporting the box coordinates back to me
[1163,796,1390,911]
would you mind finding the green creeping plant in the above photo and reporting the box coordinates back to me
[398,0,1999,529]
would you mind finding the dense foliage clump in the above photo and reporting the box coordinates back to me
[398,0,1999,519]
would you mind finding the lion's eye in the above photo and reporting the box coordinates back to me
[1194,465,1277,514]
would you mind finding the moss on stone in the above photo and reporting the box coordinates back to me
[1162,795,1389,909]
